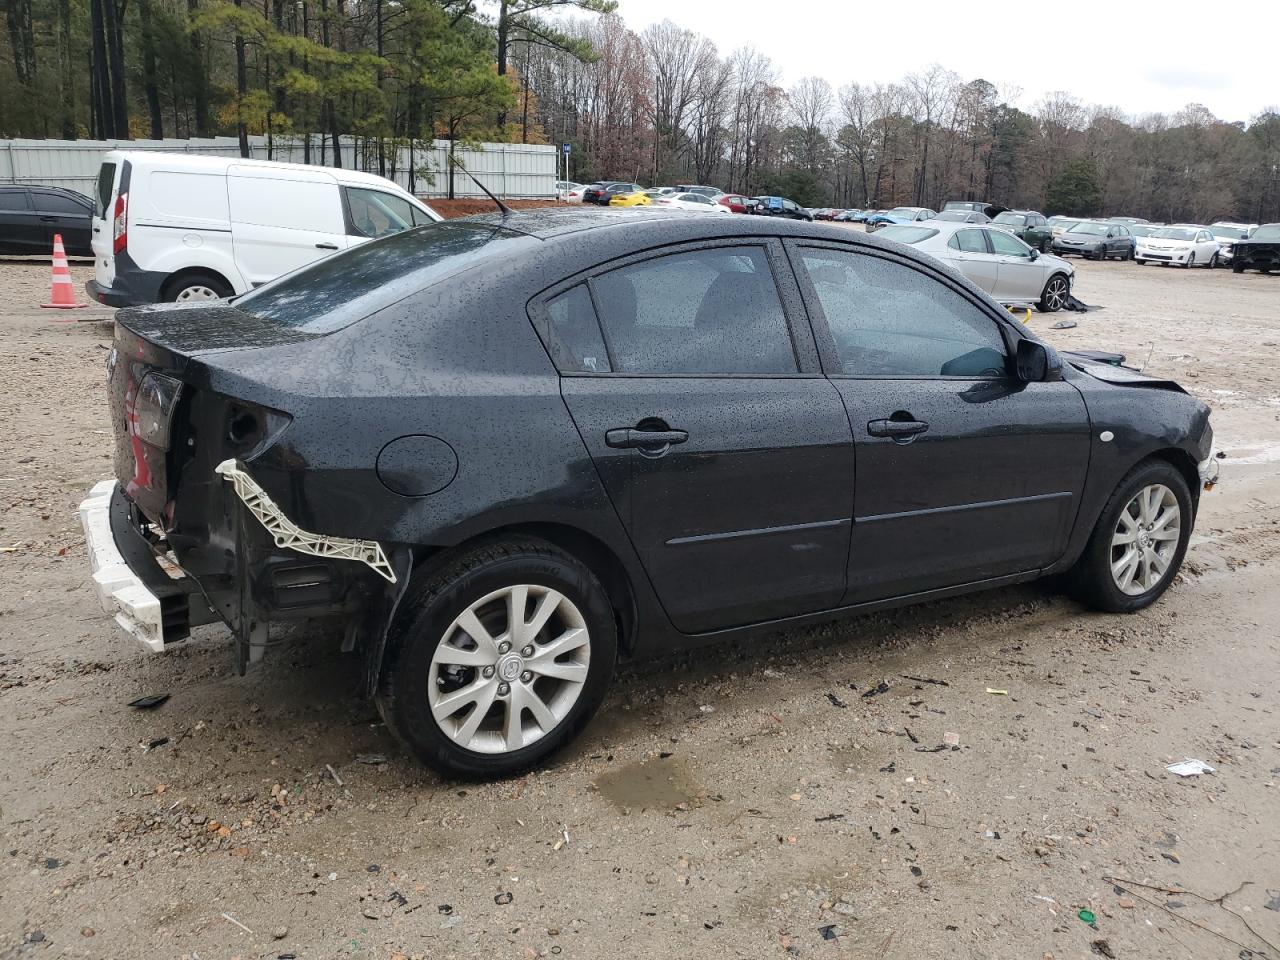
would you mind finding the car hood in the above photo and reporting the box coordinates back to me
[1066,354,1187,394]
[1058,233,1104,243]
[1036,252,1074,273]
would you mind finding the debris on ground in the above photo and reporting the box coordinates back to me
[127,693,170,709]
[901,675,949,687]
[818,924,844,940]
[943,731,960,747]
[356,753,389,765]
[143,736,169,751]
[1078,909,1097,926]
[862,681,890,698]
[825,692,847,708]
[494,892,514,905]
[986,688,1008,696]
[1166,759,1215,777]
[1091,939,1116,958]
[1052,320,1079,329]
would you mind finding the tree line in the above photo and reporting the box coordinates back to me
[3,0,1279,221]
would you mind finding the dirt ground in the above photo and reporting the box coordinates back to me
[1,255,1278,960]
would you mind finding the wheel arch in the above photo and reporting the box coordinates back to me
[1147,447,1202,512]
[408,521,640,658]
[160,266,236,301]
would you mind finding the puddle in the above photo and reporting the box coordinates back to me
[594,755,698,812]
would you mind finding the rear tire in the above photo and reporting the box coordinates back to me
[164,271,232,303]
[1072,460,1193,613]
[377,538,617,778]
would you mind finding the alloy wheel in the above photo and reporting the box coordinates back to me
[1043,276,1068,311]
[427,585,590,754]
[175,285,220,301]
[1110,484,1181,596]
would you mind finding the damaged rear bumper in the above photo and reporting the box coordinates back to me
[78,479,218,652]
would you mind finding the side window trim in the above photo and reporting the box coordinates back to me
[783,238,1020,379]
[527,237,823,377]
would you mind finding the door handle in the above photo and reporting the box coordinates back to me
[605,427,688,449]
[39,215,58,222]
[868,418,929,439]
[315,242,339,250]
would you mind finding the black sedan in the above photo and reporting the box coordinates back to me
[581,181,643,205]
[80,209,1214,777]
[0,184,94,256]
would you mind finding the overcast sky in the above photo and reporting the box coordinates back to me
[617,0,1274,123]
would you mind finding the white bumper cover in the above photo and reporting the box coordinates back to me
[78,479,166,653]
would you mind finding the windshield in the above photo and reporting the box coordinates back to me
[993,213,1027,226]
[875,225,939,244]
[1068,222,1110,236]
[890,207,920,217]
[1130,225,1156,237]
[1252,225,1280,241]
[1211,226,1247,240]
[1151,228,1198,241]
[234,221,529,333]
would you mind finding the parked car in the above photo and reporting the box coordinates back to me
[717,194,752,213]
[1230,222,1280,273]
[865,206,937,231]
[1046,216,1082,239]
[990,210,1048,249]
[750,196,813,220]
[608,190,652,208]
[934,210,991,223]
[674,184,722,198]
[79,207,1214,776]
[0,184,94,257]
[650,192,732,214]
[85,151,441,307]
[1052,220,1132,260]
[1108,216,1149,225]
[582,182,644,205]
[833,209,865,222]
[876,221,1075,312]
[1134,225,1220,268]
[812,208,844,221]
[943,200,993,213]
[1208,222,1254,265]
[556,181,585,203]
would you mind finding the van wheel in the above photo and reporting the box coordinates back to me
[1071,459,1193,613]
[377,538,617,778]
[165,272,231,303]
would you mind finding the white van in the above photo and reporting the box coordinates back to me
[87,151,442,306]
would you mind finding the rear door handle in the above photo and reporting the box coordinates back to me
[39,215,58,222]
[315,242,339,250]
[868,418,929,439]
[605,428,688,449]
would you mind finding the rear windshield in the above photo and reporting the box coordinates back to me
[233,221,529,333]
[96,163,116,217]
[875,225,938,244]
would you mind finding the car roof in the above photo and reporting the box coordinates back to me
[103,150,413,192]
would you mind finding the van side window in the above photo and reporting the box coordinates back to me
[346,188,417,239]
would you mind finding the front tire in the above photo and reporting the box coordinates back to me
[377,538,618,778]
[1208,252,1219,269]
[1184,253,1195,269]
[1072,460,1193,613]
[1038,273,1070,312]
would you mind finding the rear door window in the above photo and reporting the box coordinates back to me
[0,188,31,212]
[589,246,798,374]
[542,285,609,373]
[949,229,989,253]
[95,163,117,217]
[32,191,89,215]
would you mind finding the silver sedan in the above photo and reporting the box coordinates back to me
[874,220,1075,312]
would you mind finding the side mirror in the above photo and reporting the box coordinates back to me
[1029,249,1039,261]
[1016,339,1063,383]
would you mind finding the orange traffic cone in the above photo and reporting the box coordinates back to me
[40,234,88,310]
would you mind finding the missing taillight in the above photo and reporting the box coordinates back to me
[228,407,262,446]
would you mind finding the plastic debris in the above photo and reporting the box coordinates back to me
[144,737,170,751]
[902,674,948,686]
[825,692,847,709]
[1078,909,1097,926]
[862,681,890,698]
[699,704,715,714]
[1265,891,1280,912]
[818,924,844,940]
[815,813,845,822]
[986,688,1008,696]
[356,753,389,765]
[1052,320,1079,329]
[943,731,960,747]
[1166,759,1215,777]
[127,693,170,709]
[494,892,514,905]
[1092,939,1116,958]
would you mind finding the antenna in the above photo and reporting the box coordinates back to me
[447,152,514,219]
[1138,342,1155,373]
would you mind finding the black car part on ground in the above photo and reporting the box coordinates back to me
[94,208,1213,774]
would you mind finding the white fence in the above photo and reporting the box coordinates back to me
[0,136,558,199]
